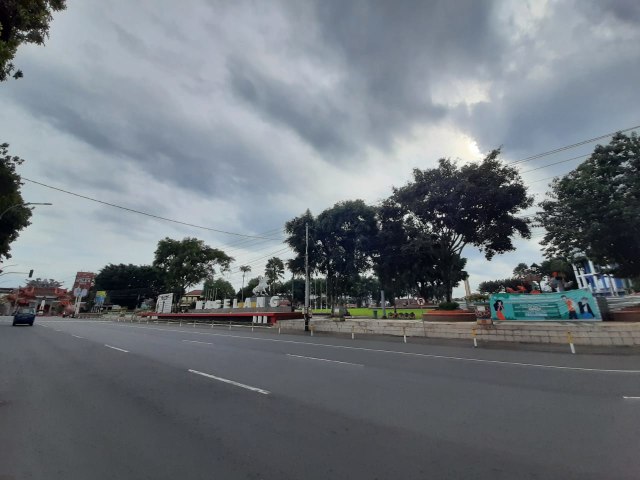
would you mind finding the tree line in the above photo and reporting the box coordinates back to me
[285,149,534,310]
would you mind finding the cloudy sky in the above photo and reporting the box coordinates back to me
[1,0,639,296]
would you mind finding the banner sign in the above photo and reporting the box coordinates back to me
[95,291,107,305]
[156,293,173,313]
[73,271,95,291]
[490,289,601,321]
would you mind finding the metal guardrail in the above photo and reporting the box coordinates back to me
[606,296,640,311]
[114,315,275,332]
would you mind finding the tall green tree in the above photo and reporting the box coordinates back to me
[95,263,166,308]
[238,265,251,299]
[26,277,62,288]
[383,150,532,301]
[285,200,378,310]
[238,276,260,300]
[203,277,235,300]
[0,0,66,81]
[0,142,32,260]
[538,132,640,278]
[374,197,467,303]
[264,256,285,292]
[513,263,530,279]
[153,237,232,301]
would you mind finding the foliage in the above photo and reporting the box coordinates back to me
[95,263,166,308]
[539,258,577,287]
[346,275,380,307]
[377,150,532,301]
[0,0,66,81]
[438,301,460,310]
[467,293,489,302]
[513,263,530,279]
[0,142,32,260]
[26,277,61,288]
[538,132,640,277]
[264,256,285,290]
[153,237,232,299]
[285,200,378,308]
[478,278,532,294]
[238,276,260,300]
[203,277,235,300]
[374,197,467,303]
[277,277,306,304]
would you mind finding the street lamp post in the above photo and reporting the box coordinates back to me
[0,202,52,220]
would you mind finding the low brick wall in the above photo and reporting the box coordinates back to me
[276,318,640,346]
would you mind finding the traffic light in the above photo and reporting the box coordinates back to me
[28,269,34,278]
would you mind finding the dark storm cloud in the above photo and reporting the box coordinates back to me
[453,0,640,163]
[5,59,278,200]
[228,58,354,157]
[229,0,501,161]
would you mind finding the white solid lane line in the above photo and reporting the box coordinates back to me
[71,334,84,339]
[104,344,129,353]
[188,369,270,395]
[623,396,640,399]
[174,332,640,374]
[286,354,364,367]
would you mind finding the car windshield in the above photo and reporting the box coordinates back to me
[18,308,36,314]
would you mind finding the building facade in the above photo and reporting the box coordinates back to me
[572,258,631,296]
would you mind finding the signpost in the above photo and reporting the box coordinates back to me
[73,287,88,317]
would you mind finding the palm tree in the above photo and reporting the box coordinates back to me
[239,265,251,299]
[265,257,285,294]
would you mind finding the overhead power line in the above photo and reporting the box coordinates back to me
[22,177,281,241]
[510,124,640,166]
[520,153,590,175]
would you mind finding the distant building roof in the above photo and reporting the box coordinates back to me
[185,290,203,296]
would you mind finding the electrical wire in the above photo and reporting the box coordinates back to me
[22,177,282,241]
[509,124,640,166]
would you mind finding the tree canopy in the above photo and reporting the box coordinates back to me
[152,237,232,299]
[26,277,61,288]
[265,257,285,291]
[0,0,66,81]
[0,142,32,260]
[95,263,166,308]
[377,150,532,301]
[203,277,235,300]
[538,132,640,278]
[285,200,378,309]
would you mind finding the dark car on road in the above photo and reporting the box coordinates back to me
[13,307,36,326]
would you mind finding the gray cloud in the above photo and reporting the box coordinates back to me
[2,0,639,288]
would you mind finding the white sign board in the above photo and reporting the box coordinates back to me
[155,293,173,314]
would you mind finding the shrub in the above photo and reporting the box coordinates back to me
[438,301,460,310]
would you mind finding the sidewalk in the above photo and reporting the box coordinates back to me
[277,317,640,348]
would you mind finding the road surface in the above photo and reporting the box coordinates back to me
[1,317,639,479]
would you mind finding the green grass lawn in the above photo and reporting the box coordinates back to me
[312,307,431,317]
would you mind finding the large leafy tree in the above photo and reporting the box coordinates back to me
[238,265,251,299]
[264,256,285,291]
[346,275,380,307]
[95,263,166,308]
[0,142,32,260]
[153,237,232,301]
[384,150,532,301]
[26,277,62,288]
[285,200,378,310]
[0,0,66,81]
[538,132,640,278]
[374,198,467,303]
[203,277,235,300]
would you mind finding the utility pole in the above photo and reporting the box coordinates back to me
[304,222,310,331]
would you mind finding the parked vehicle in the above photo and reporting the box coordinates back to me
[13,307,36,326]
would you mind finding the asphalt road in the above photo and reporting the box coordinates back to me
[1,317,639,479]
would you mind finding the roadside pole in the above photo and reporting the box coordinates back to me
[304,223,310,332]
